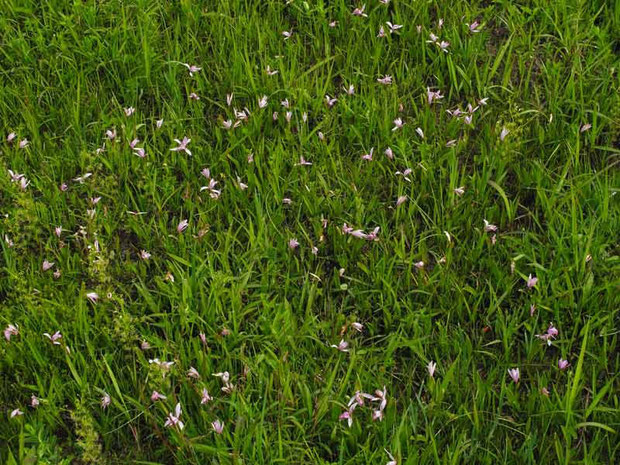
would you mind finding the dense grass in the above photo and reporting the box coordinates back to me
[1,0,619,463]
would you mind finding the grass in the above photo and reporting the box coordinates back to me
[0,0,619,463]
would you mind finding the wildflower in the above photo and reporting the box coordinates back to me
[258,95,268,108]
[386,22,403,34]
[325,95,338,107]
[10,409,24,418]
[386,450,398,465]
[42,260,55,271]
[177,219,189,234]
[328,20,338,28]
[226,93,234,106]
[105,129,117,140]
[362,147,374,161]
[414,261,425,270]
[454,186,465,196]
[211,419,224,434]
[415,127,424,139]
[426,88,444,105]
[372,409,384,421]
[500,127,510,141]
[156,119,164,129]
[199,333,207,345]
[189,92,200,100]
[18,177,30,190]
[44,331,62,345]
[580,123,591,133]
[352,5,367,17]
[392,117,404,131]
[526,274,538,289]
[530,304,536,317]
[541,387,550,397]
[282,198,292,205]
[8,169,23,182]
[318,131,325,141]
[7,132,17,143]
[53,269,61,279]
[133,147,146,158]
[86,292,99,303]
[151,391,167,402]
[396,196,407,206]
[124,107,135,116]
[164,403,184,430]
[4,324,19,341]
[507,368,520,384]
[170,137,192,156]
[427,361,437,378]
[372,386,387,411]
[332,339,350,352]
[285,111,292,123]
[31,395,39,408]
[558,359,570,371]
[483,220,497,232]
[377,75,393,85]
[182,63,201,76]
[101,393,111,409]
[237,176,248,190]
[19,139,29,149]
[295,156,312,166]
[140,341,151,350]
[266,65,278,76]
[282,30,293,40]
[351,322,364,332]
[438,41,450,52]
[366,227,380,241]
[73,172,92,183]
[377,26,386,38]
[384,147,394,159]
[467,20,482,33]
[201,388,212,404]
[288,238,299,250]
[343,84,355,95]
[379,0,390,4]
[339,408,354,427]
[187,367,200,379]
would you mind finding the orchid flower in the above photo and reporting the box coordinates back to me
[4,324,19,341]
[282,30,293,40]
[101,393,111,409]
[182,63,201,76]
[467,20,482,33]
[396,196,407,206]
[386,22,403,34]
[558,359,570,370]
[343,84,355,95]
[187,367,200,379]
[580,123,592,133]
[288,238,300,250]
[415,127,424,138]
[73,172,92,183]
[507,368,520,384]
[351,322,364,333]
[156,119,164,129]
[42,260,55,271]
[86,292,99,303]
[362,147,374,161]
[352,5,367,17]
[31,395,39,407]
[325,95,338,107]
[10,408,24,418]
[526,274,538,289]
[377,75,393,85]
[295,156,312,166]
[384,147,394,159]
[377,26,386,38]
[454,186,465,196]
[170,137,192,156]
[226,93,234,106]
[164,403,184,430]
[258,95,268,108]
[500,127,510,141]
[392,118,404,131]
[211,419,224,434]
[151,391,167,402]
[177,219,189,234]
[201,388,212,404]
[266,65,278,76]
[427,361,437,378]
[44,331,62,344]
[339,408,354,427]
[483,220,497,232]
[7,132,17,143]
[124,107,135,116]
[19,139,29,148]
[331,339,350,352]
[140,250,151,261]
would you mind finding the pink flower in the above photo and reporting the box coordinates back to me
[31,395,39,408]
[351,322,363,333]
[426,88,444,105]
[372,409,384,421]
[386,450,397,465]
[187,367,200,379]
[156,119,164,129]
[331,339,350,352]
[500,127,510,141]
[372,386,387,411]
[325,95,338,108]
[483,220,497,232]
[55,226,62,237]
[467,20,482,33]
[201,388,212,404]
[170,137,192,156]
[211,419,224,434]
[10,408,24,418]
[339,408,354,427]
[377,26,386,38]
[343,84,355,95]
[580,123,591,133]
[396,196,407,207]
[8,169,24,182]
[362,147,374,161]
[124,107,135,116]
[182,63,201,76]
[282,30,293,40]
[199,332,207,345]
[7,132,17,143]
[288,238,299,250]
[414,261,425,270]
[177,219,189,234]
[377,75,393,85]
[4,324,19,341]
[19,177,30,190]
[384,147,394,159]
[558,359,570,371]
[105,129,117,140]
[438,41,450,52]
[427,361,437,378]
[19,139,29,149]
[282,198,292,205]
[507,368,520,384]
[392,118,404,131]
[541,387,550,397]
[86,292,99,303]
[258,95,268,108]
[73,172,92,183]
[526,274,538,289]
[44,331,62,345]
[366,227,380,241]
[266,65,278,76]
[226,93,234,106]
[295,156,312,166]
[351,5,367,17]
[101,393,111,409]
[165,403,184,430]
[386,22,403,34]
[150,391,167,402]
[133,147,146,158]
[454,186,465,196]
[42,260,55,271]
[189,92,200,100]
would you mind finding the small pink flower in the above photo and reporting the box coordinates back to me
[414,261,425,270]
[177,219,189,234]
[351,5,367,17]
[350,322,363,333]
[384,147,394,159]
[199,332,207,345]
[266,65,278,76]
[42,260,55,271]
[10,408,24,418]
[201,388,212,404]
[19,139,29,149]
[7,132,17,143]
[467,20,482,33]
[507,368,520,384]
[580,123,591,133]
[343,84,355,95]
[288,238,299,250]
[105,129,117,140]
[133,147,146,158]
[396,196,407,207]
[226,93,234,106]
[295,156,312,166]
[325,95,338,108]
[282,30,293,40]
[483,220,497,233]
[189,92,200,100]
[392,117,404,131]
[558,359,570,371]
[53,269,62,279]
[31,395,39,408]
[454,186,465,196]
[541,387,550,397]
[164,403,184,430]
[211,419,224,434]
[530,304,536,317]
[331,339,350,352]
[86,292,99,303]
[170,137,192,156]
[124,107,135,117]
[526,274,538,289]
[415,127,425,139]
[140,250,151,261]
[427,361,437,378]
[101,393,111,409]
[60,183,68,191]
[44,331,62,345]
[339,409,354,427]
[156,119,164,129]
[377,75,393,85]
[426,88,444,105]
[377,26,386,38]
[151,390,167,402]
[187,367,200,379]
[258,95,268,108]
[182,63,201,76]
[499,127,510,142]
[55,226,62,237]
[282,198,292,205]
[361,147,374,161]
[4,324,19,341]
[386,22,403,34]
